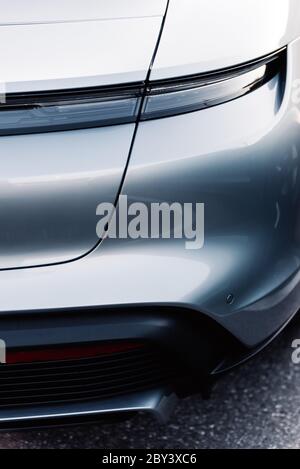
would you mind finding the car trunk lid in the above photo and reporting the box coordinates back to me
[0,1,167,269]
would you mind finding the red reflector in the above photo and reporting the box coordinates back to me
[6,342,143,364]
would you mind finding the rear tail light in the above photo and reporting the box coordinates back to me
[142,48,285,120]
[0,84,143,136]
[5,341,143,364]
[0,48,285,136]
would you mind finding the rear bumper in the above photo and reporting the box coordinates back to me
[0,41,300,349]
[0,307,235,428]
[0,389,178,429]
[1,39,300,425]
[0,296,294,428]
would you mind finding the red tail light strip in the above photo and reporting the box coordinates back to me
[6,342,143,365]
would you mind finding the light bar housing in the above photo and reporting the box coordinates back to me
[0,84,144,136]
[0,49,286,135]
[141,48,286,120]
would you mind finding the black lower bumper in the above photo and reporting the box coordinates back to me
[0,306,241,427]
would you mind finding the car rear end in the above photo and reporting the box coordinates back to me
[0,0,300,427]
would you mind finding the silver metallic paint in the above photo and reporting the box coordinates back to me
[0,39,300,349]
[0,125,135,269]
[152,0,300,79]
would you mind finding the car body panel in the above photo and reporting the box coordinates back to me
[0,125,136,269]
[151,0,300,80]
[0,16,164,92]
[0,3,167,269]
[1,0,300,425]
[0,0,168,25]
[0,39,300,349]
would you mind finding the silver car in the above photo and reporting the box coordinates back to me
[0,0,299,427]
